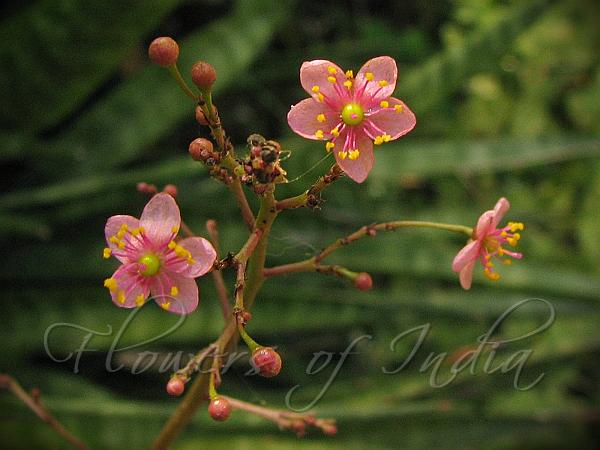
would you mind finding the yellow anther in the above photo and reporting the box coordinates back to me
[498,247,505,256]
[103,247,112,259]
[383,134,391,142]
[380,100,389,108]
[171,225,179,234]
[117,241,126,250]
[135,294,145,307]
[327,76,337,83]
[394,104,403,113]
[316,93,324,103]
[509,222,525,232]
[312,85,320,93]
[343,80,353,89]
[331,126,340,137]
[109,236,120,245]
[345,70,353,78]
[104,278,118,292]
[119,223,128,231]
[483,269,501,281]
[317,113,326,123]
[327,66,337,74]
[503,259,513,265]
[187,258,196,265]
[501,231,508,237]
[131,228,141,237]
[365,72,374,81]
[160,301,171,311]
[507,238,518,247]
[374,136,384,145]
[378,80,388,87]
[338,151,348,160]
[348,149,360,160]
[168,240,177,250]
[485,254,492,260]
[513,233,521,241]
[485,261,494,268]
[170,286,179,297]
[315,129,324,140]
[325,142,335,152]
[117,290,126,304]
[116,229,126,239]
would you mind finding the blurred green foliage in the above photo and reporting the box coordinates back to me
[1,0,599,449]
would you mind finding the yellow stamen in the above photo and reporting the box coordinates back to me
[315,130,324,139]
[327,66,337,74]
[325,142,335,152]
[503,259,513,265]
[117,290,126,304]
[378,80,388,87]
[135,294,145,307]
[117,241,125,250]
[312,85,320,93]
[394,104,403,113]
[348,149,360,160]
[374,136,384,145]
[160,301,171,311]
[345,70,353,78]
[316,93,324,103]
[483,269,501,281]
[171,225,179,234]
[331,127,340,137]
[103,247,112,259]
[365,72,374,81]
[343,80,352,89]
[316,113,326,123]
[116,229,127,239]
[338,151,348,160]
[507,238,518,247]
[383,134,392,142]
[109,236,120,245]
[168,240,177,250]
[170,286,179,297]
[380,100,389,108]
[131,228,141,237]
[327,76,336,83]
[104,278,118,292]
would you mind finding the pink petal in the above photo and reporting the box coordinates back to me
[334,128,374,183]
[104,215,140,262]
[475,211,495,239]
[287,98,341,140]
[366,97,416,140]
[300,59,345,107]
[108,264,149,309]
[491,197,510,229]
[140,193,181,246]
[459,260,476,290]
[356,56,397,105]
[151,273,199,315]
[452,240,480,272]
[172,237,217,278]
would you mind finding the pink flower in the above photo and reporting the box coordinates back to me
[102,193,217,315]
[287,57,416,183]
[452,198,524,290]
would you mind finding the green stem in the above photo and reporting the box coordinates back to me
[168,64,198,101]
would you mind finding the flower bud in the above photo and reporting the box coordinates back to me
[189,138,214,162]
[191,61,217,89]
[148,37,179,67]
[251,347,282,378]
[195,106,209,125]
[322,423,338,435]
[354,272,373,291]
[208,396,232,421]
[163,184,178,198]
[166,377,185,396]
[137,182,157,194]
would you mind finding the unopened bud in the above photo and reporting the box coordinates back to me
[322,423,338,435]
[148,37,179,67]
[191,61,217,89]
[166,378,185,396]
[137,182,157,195]
[163,184,178,198]
[195,106,209,125]
[208,396,232,421]
[189,138,214,162]
[354,272,373,291]
[251,347,282,378]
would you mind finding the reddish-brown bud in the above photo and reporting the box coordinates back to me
[163,184,178,198]
[191,61,217,89]
[148,37,179,67]
[251,347,282,378]
[354,272,373,291]
[208,396,232,421]
[166,378,185,396]
[189,138,214,161]
[137,182,157,195]
[322,423,338,436]
[195,105,209,125]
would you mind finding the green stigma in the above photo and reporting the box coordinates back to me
[139,254,160,276]
[341,103,364,126]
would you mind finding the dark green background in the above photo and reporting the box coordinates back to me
[1,0,599,448]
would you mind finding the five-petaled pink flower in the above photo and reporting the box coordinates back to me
[452,198,525,290]
[287,56,416,183]
[102,193,217,315]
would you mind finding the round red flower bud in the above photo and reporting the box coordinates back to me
[189,138,214,161]
[148,37,179,67]
[191,61,217,89]
[163,184,178,198]
[354,272,373,291]
[208,396,232,421]
[251,347,282,378]
[166,378,185,396]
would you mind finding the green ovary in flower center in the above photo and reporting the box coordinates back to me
[341,103,364,126]
[139,254,160,276]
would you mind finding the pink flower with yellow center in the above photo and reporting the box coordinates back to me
[452,198,525,290]
[102,193,217,315]
[287,57,416,183]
